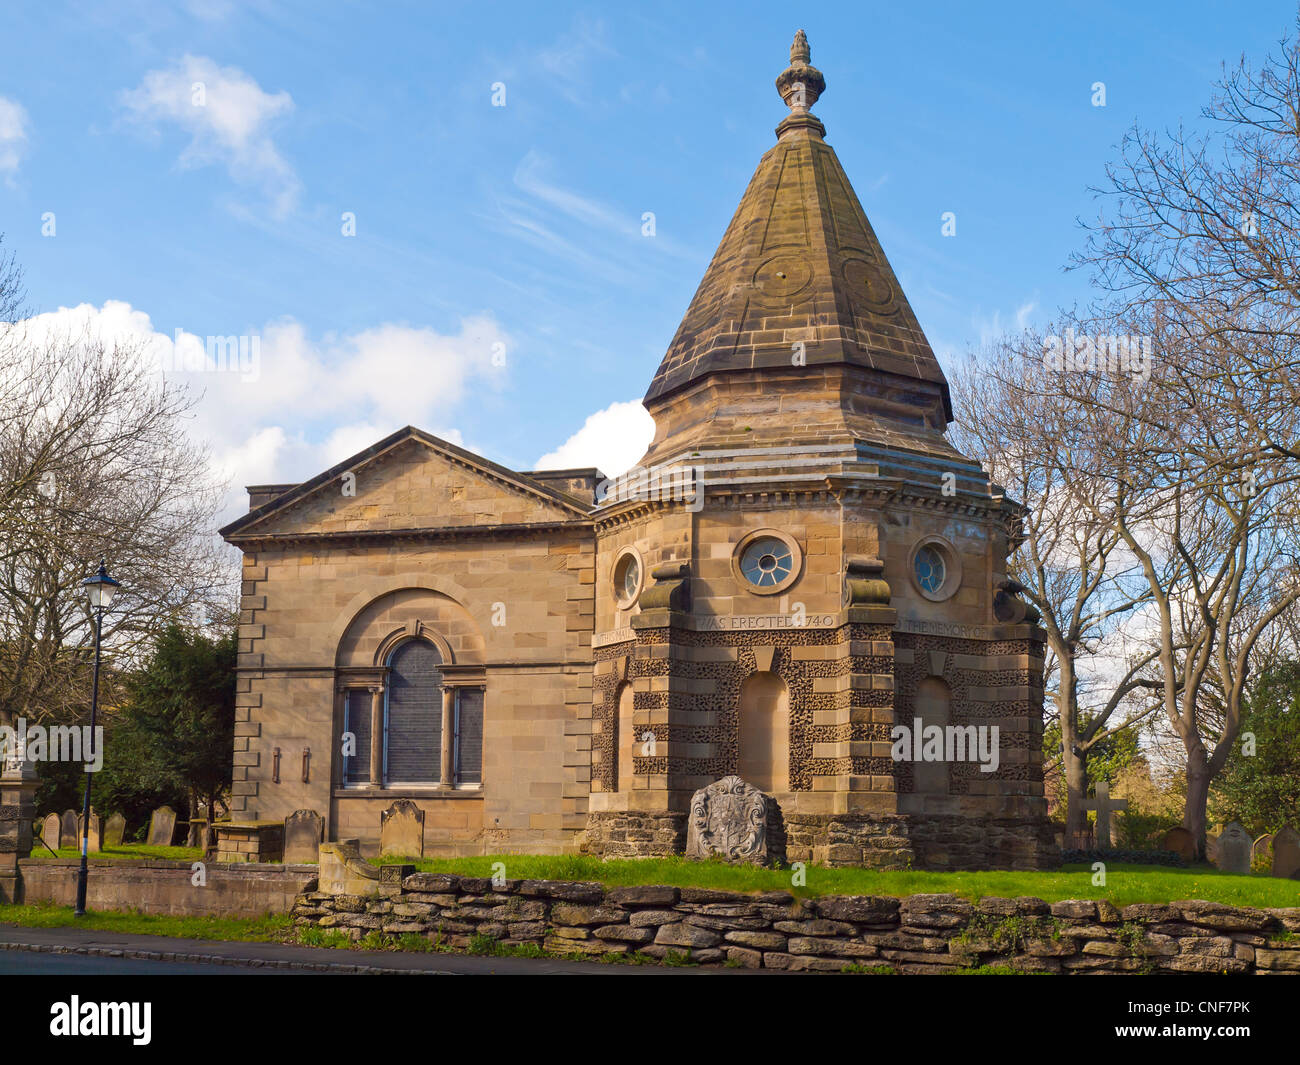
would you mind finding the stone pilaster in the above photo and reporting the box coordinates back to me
[0,760,37,902]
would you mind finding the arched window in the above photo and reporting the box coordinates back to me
[738,671,789,792]
[616,682,635,790]
[384,640,444,784]
[913,676,951,796]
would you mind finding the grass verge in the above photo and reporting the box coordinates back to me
[0,901,290,942]
[370,853,1300,907]
[29,845,205,862]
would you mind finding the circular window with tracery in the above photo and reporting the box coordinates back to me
[733,530,802,595]
[612,550,643,609]
[909,539,960,601]
[914,546,945,595]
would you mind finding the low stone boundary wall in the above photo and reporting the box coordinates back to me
[292,876,1300,973]
[18,859,317,918]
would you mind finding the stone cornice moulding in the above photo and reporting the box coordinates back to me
[226,518,593,549]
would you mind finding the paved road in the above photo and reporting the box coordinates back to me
[0,951,298,975]
[0,924,745,975]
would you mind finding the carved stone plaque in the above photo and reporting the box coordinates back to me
[685,776,768,865]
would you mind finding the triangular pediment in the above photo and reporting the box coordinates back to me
[220,427,590,542]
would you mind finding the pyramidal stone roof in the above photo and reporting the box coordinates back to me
[644,31,952,421]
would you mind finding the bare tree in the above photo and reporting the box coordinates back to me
[950,323,1163,842]
[0,246,236,730]
[1071,21,1300,853]
[1041,307,1300,857]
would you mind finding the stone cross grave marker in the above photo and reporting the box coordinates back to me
[1082,782,1128,850]
[1272,826,1300,879]
[379,799,424,858]
[1213,821,1252,874]
[147,805,177,847]
[41,813,62,850]
[103,812,126,848]
[283,809,324,864]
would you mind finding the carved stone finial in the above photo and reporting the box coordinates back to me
[774,30,826,139]
[790,28,810,64]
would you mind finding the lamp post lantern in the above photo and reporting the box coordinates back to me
[75,559,119,916]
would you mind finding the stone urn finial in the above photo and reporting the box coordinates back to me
[774,30,826,139]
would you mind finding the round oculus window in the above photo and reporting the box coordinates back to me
[740,536,795,590]
[613,552,641,607]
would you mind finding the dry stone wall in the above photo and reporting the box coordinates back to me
[292,875,1300,974]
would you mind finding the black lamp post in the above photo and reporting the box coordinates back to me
[75,559,119,917]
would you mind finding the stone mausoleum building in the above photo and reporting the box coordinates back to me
[221,33,1056,870]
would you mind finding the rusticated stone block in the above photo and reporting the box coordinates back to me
[814,895,899,923]
[593,924,655,944]
[606,885,679,906]
[550,902,627,926]
[655,922,721,948]
[724,930,788,950]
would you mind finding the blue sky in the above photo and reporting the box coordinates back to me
[2,0,1296,518]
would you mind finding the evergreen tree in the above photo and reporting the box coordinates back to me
[1215,662,1300,834]
[96,624,235,833]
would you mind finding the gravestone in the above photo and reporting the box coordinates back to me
[685,775,769,864]
[147,805,177,846]
[379,799,424,858]
[1252,833,1274,872]
[41,813,62,850]
[185,819,208,848]
[1212,821,1252,874]
[1081,782,1128,850]
[1272,826,1300,879]
[77,809,101,852]
[1161,826,1196,862]
[103,812,126,848]
[60,810,77,844]
[283,809,324,864]
[1206,824,1225,864]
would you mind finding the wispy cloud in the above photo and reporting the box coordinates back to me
[0,96,29,178]
[535,16,618,107]
[490,149,698,279]
[120,54,299,216]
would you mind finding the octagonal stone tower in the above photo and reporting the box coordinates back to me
[582,31,1056,870]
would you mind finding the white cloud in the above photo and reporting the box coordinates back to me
[534,399,654,477]
[972,297,1042,348]
[11,300,507,524]
[120,55,299,215]
[0,96,29,177]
